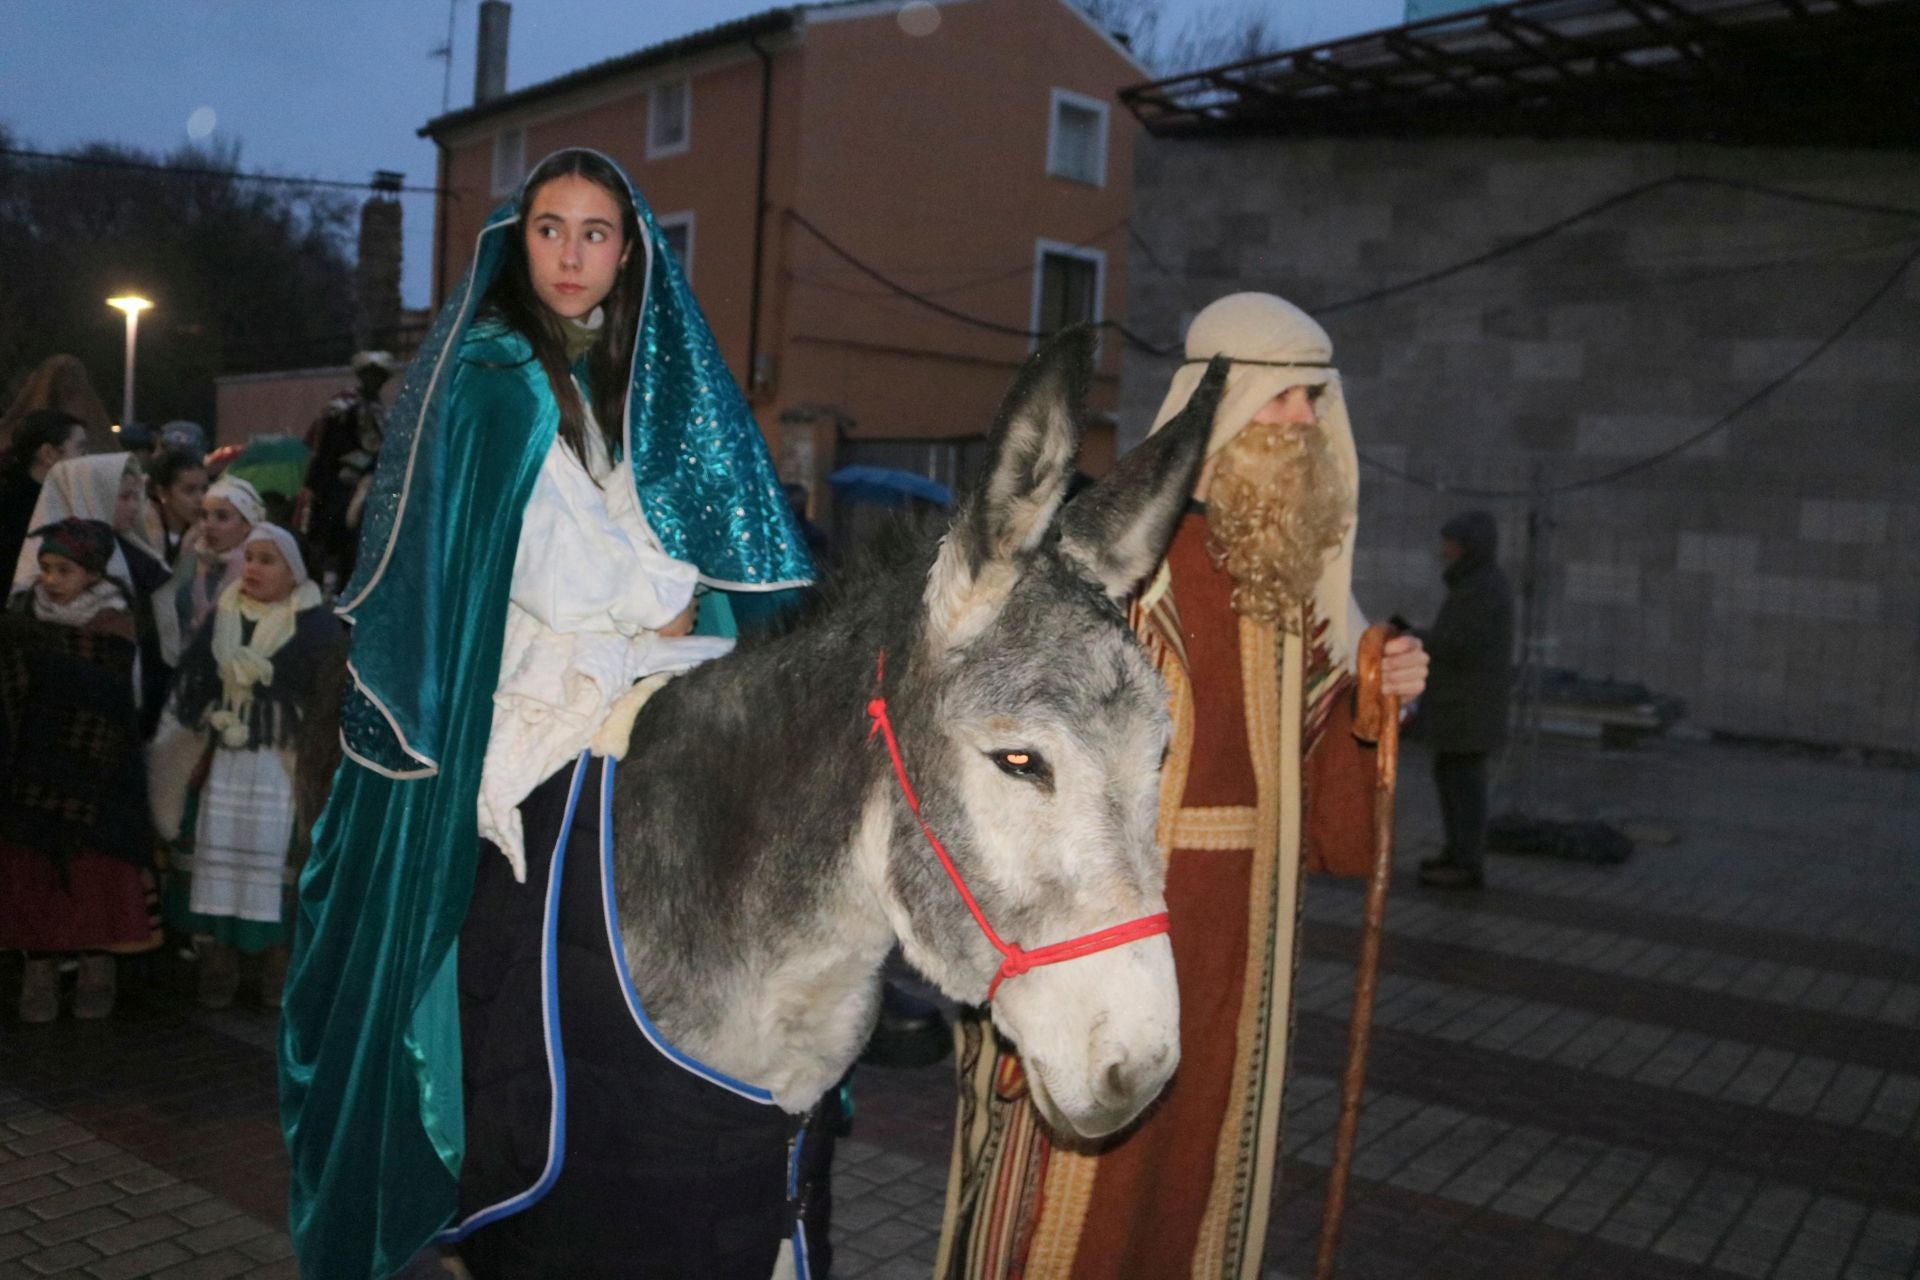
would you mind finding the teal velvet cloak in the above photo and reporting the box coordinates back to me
[279,149,812,1280]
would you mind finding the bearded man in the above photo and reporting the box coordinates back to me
[936,293,1427,1280]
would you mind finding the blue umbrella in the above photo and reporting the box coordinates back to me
[827,465,952,508]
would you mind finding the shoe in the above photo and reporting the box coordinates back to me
[1420,863,1485,890]
[259,946,289,1010]
[73,955,116,1020]
[197,941,241,1010]
[18,958,59,1024]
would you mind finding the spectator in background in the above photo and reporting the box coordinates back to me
[0,355,113,448]
[298,349,396,590]
[149,524,342,1009]
[119,421,158,470]
[1415,509,1515,890]
[157,475,262,666]
[159,420,209,457]
[0,408,89,582]
[10,454,172,735]
[144,448,210,568]
[0,517,157,1022]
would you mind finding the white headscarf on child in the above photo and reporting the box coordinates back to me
[207,524,323,747]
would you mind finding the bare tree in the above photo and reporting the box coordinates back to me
[1156,3,1283,73]
[1075,1,1284,74]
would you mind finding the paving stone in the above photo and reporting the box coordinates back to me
[111,1185,208,1219]
[23,1185,119,1223]
[231,1234,290,1266]
[175,1216,268,1256]
[0,1158,71,1194]
[83,1214,188,1258]
[170,1201,239,1231]
[22,1205,128,1248]
[148,1249,255,1280]
[17,1239,99,1274]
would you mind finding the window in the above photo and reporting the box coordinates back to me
[648,78,690,158]
[655,211,695,283]
[491,127,525,196]
[1031,241,1105,344]
[1046,89,1108,187]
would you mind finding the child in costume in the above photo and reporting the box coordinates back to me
[157,473,262,666]
[0,518,156,1021]
[11,453,174,734]
[149,524,343,1009]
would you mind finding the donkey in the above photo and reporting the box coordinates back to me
[603,330,1223,1141]
[299,330,1227,1274]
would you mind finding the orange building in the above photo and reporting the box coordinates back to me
[420,0,1143,512]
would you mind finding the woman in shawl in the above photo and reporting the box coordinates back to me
[149,524,342,1009]
[280,148,812,1280]
[11,452,173,732]
[0,517,157,1022]
[157,474,262,667]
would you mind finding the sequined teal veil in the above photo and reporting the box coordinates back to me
[279,149,812,1279]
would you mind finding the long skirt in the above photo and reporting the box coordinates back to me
[0,838,159,953]
[168,745,295,953]
[450,753,829,1279]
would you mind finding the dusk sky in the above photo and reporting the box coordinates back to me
[5,1,1400,308]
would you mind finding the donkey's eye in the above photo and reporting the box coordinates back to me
[989,750,1051,783]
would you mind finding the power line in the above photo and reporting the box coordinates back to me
[1356,238,1920,498]
[0,146,452,198]
[783,208,1173,354]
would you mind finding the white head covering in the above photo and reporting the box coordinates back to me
[242,523,309,587]
[1148,292,1361,667]
[206,475,266,526]
[10,453,142,595]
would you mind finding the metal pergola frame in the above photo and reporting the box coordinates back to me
[1119,0,1920,148]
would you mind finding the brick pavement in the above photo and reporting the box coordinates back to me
[0,736,1913,1279]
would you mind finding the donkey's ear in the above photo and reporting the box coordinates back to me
[924,327,1091,652]
[1057,355,1226,601]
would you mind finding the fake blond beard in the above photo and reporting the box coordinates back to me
[1205,421,1355,628]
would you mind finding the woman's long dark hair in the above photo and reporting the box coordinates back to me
[0,409,84,482]
[478,149,648,467]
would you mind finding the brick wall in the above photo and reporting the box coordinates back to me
[1121,134,1920,752]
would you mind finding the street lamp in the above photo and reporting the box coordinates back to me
[106,295,153,431]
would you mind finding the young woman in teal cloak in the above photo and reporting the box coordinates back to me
[279,149,812,1279]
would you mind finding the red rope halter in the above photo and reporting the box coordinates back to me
[865,651,1171,999]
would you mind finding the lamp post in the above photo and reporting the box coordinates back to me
[106,295,153,431]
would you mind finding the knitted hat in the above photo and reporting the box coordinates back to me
[30,517,115,576]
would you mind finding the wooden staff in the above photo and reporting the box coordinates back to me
[1313,622,1403,1280]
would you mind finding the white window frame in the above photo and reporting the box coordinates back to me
[490,127,526,197]
[1046,88,1109,188]
[647,77,691,159]
[655,209,696,283]
[1029,239,1107,354]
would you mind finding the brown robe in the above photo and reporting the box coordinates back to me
[938,511,1376,1280]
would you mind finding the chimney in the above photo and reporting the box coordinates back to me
[474,1,511,105]
[355,172,404,352]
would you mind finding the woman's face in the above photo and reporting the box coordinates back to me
[240,539,296,604]
[523,173,629,321]
[113,468,142,533]
[200,496,251,553]
[158,467,209,529]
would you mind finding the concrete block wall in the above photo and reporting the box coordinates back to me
[1121,134,1920,752]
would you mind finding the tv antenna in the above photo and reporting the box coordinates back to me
[429,0,464,112]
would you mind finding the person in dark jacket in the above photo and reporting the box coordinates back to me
[1416,509,1514,889]
[0,409,90,588]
